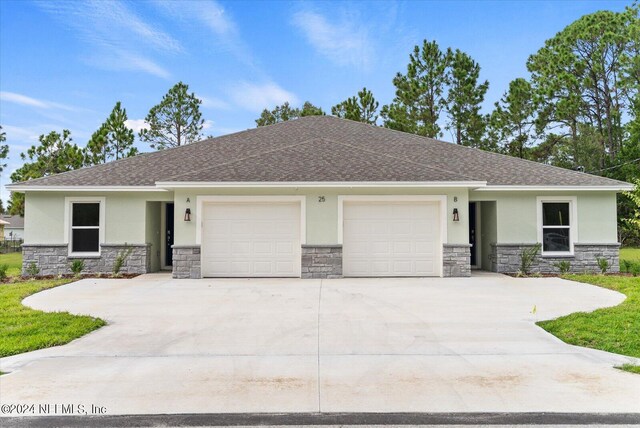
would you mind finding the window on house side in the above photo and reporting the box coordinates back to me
[541,202,571,253]
[71,203,100,253]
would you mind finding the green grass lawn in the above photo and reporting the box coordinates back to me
[0,252,23,277]
[0,279,106,358]
[620,247,640,263]
[538,274,640,374]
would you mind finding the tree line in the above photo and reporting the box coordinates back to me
[1,5,638,242]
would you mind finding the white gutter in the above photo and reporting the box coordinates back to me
[473,185,634,192]
[6,185,169,192]
[154,181,488,189]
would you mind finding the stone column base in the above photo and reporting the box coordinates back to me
[443,244,471,277]
[301,245,342,279]
[172,245,201,279]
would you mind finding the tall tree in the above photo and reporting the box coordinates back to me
[527,6,639,169]
[488,78,538,159]
[300,101,325,117]
[381,40,450,138]
[332,87,379,124]
[139,82,204,150]
[255,101,324,126]
[86,102,138,164]
[0,125,8,173]
[446,49,489,147]
[9,130,85,215]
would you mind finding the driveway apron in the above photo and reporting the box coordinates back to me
[1,273,639,415]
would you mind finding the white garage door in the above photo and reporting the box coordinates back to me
[343,201,442,277]
[201,202,301,277]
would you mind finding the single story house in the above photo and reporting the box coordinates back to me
[8,116,632,278]
[1,215,25,240]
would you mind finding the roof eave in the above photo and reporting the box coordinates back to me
[5,185,169,193]
[154,181,488,189]
[475,185,634,192]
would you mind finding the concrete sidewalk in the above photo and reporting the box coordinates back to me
[1,273,639,416]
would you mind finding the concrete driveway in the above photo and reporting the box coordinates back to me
[1,273,640,415]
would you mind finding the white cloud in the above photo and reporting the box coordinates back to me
[0,91,76,111]
[198,95,231,110]
[124,119,149,133]
[227,82,299,112]
[37,0,179,78]
[291,10,373,69]
[202,119,214,130]
[153,0,254,66]
[0,124,42,142]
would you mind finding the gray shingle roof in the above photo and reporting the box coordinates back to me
[1,215,24,228]
[12,116,628,188]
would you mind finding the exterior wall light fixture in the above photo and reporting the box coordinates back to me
[453,208,460,222]
[184,208,191,222]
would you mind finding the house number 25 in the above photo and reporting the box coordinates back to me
[318,196,325,203]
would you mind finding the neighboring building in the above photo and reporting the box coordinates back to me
[7,116,632,278]
[0,218,9,241]
[2,215,25,240]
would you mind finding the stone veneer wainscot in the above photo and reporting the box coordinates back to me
[490,243,620,274]
[22,244,150,276]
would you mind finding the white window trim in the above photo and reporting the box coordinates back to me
[536,196,578,256]
[64,197,106,256]
[195,195,306,246]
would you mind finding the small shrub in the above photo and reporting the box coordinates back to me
[554,260,571,274]
[621,259,640,276]
[596,256,610,274]
[620,259,630,273]
[70,259,85,276]
[25,262,40,277]
[0,264,8,281]
[519,243,541,276]
[113,245,133,276]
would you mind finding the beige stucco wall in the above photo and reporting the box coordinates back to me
[469,191,619,244]
[172,187,470,246]
[23,191,174,245]
[23,188,619,253]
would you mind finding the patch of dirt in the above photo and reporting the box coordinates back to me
[555,372,609,394]
[457,374,525,388]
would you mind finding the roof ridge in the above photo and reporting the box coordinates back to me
[159,138,322,182]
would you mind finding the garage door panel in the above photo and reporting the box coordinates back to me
[343,201,441,277]
[275,242,294,255]
[372,261,391,275]
[201,202,301,277]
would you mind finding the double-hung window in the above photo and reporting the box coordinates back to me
[67,198,104,255]
[537,197,576,255]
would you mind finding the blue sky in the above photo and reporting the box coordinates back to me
[0,0,630,202]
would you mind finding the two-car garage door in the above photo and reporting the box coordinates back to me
[200,198,443,278]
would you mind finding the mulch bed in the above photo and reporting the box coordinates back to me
[1,273,141,284]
